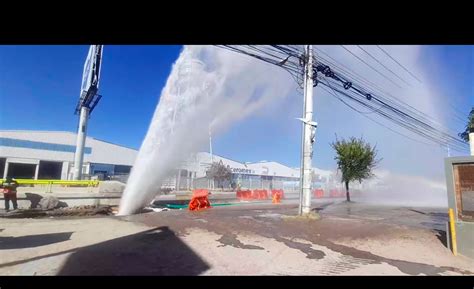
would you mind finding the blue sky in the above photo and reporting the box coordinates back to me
[0,45,181,149]
[0,45,472,175]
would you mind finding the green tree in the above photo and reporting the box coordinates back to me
[206,160,232,189]
[331,136,380,202]
[459,107,474,142]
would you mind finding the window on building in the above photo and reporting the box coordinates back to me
[7,163,36,179]
[0,158,5,178]
[453,163,474,222]
[114,165,132,175]
[38,161,62,179]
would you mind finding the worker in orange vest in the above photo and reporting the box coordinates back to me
[2,177,19,211]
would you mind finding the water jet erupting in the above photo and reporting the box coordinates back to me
[118,46,294,215]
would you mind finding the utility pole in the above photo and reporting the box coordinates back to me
[299,45,315,215]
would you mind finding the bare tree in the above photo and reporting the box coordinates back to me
[206,160,232,190]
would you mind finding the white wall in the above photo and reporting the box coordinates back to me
[61,161,69,180]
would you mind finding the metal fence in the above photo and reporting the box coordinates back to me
[0,179,99,187]
[0,179,100,194]
[170,175,302,193]
[161,175,351,198]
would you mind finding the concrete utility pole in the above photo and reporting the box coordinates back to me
[73,106,89,179]
[299,45,315,215]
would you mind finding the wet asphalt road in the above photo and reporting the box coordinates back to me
[153,195,448,231]
[1,198,469,275]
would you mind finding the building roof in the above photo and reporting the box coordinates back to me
[0,130,138,150]
[190,152,301,178]
[1,130,334,179]
[0,130,137,166]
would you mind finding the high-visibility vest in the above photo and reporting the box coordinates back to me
[2,181,18,195]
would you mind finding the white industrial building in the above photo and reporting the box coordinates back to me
[167,152,302,191]
[165,152,342,192]
[1,130,342,192]
[0,130,137,180]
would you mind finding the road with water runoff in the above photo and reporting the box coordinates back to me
[0,199,472,275]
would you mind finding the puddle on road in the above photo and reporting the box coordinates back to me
[194,219,208,223]
[216,234,264,250]
[256,213,283,219]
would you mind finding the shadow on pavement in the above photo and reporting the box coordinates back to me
[57,226,210,275]
[434,229,447,247]
[0,232,73,250]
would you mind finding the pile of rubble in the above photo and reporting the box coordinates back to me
[1,205,114,218]
[1,196,115,218]
[47,205,113,217]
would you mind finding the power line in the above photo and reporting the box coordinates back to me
[320,77,383,115]
[356,45,413,87]
[318,78,441,147]
[311,63,466,149]
[318,83,436,147]
[313,47,389,95]
[376,45,422,83]
[372,45,467,121]
[235,45,462,135]
[317,59,466,141]
[289,46,467,146]
[216,45,469,152]
[311,46,457,129]
[319,77,467,151]
[340,45,403,88]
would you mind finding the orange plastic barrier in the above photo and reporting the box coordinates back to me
[252,189,268,200]
[236,190,252,200]
[188,189,211,211]
[271,189,285,199]
[329,189,345,198]
[313,189,324,198]
[272,191,281,204]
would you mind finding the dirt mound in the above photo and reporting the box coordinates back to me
[1,205,114,218]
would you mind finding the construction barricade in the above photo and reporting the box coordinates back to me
[252,189,268,200]
[271,189,283,204]
[329,189,345,198]
[237,189,283,201]
[271,189,285,200]
[236,190,253,200]
[188,189,211,211]
[313,189,324,198]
